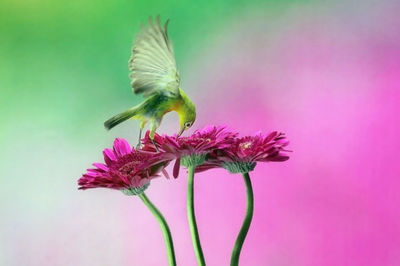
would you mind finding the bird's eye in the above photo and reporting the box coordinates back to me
[185,122,192,128]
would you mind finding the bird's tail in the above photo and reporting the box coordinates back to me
[104,107,138,130]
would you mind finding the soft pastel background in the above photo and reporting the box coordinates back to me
[1,0,399,265]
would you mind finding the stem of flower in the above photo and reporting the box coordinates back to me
[230,172,254,266]
[139,192,177,266]
[187,166,206,266]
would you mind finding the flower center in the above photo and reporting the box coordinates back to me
[240,141,252,149]
[118,162,139,177]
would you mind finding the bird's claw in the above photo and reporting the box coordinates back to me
[151,139,160,153]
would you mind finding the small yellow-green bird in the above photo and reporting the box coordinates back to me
[104,16,196,145]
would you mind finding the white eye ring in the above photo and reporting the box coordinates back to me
[185,122,192,128]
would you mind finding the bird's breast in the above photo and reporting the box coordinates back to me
[143,95,182,118]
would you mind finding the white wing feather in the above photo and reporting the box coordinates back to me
[129,16,180,97]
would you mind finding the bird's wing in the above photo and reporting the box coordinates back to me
[129,16,180,97]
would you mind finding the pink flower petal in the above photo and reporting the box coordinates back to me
[103,148,116,165]
[173,158,181,178]
[79,138,172,191]
[161,168,170,179]
[113,138,132,157]
[93,163,109,171]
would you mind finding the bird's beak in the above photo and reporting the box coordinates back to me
[178,127,185,137]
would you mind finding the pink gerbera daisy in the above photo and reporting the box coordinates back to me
[198,131,290,173]
[78,138,173,195]
[142,125,238,176]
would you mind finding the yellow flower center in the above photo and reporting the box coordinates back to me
[240,141,252,149]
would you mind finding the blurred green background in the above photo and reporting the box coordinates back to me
[1,0,238,136]
[0,0,287,136]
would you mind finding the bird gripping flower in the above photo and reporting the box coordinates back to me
[104,16,196,144]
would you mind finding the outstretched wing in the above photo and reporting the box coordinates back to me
[129,16,180,97]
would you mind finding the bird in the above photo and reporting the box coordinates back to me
[104,15,196,147]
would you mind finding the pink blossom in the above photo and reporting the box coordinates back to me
[142,125,238,177]
[224,132,290,162]
[142,125,238,156]
[78,138,173,191]
[197,131,290,173]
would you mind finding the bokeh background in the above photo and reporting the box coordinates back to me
[1,0,399,265]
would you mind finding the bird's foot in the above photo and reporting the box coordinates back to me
[151,139,160,153]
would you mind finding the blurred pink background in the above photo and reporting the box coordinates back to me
[184,5,400,265]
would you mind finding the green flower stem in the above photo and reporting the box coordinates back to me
[230,172,254,266]
[187,166,206,266]
[139,192,176,266]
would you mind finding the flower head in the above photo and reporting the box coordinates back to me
[143,125,237,155]
[199,131,290,173]
[78,138,173,195]
[142,125,238,172]
[224,131,289,162]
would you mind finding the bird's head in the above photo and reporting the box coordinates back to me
[177,89,196,136]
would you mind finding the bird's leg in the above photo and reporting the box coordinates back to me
[149,131,160,152]
[136,121,146,149]
[136,127,143,149]
[149,121,160,152]
[151,138,160,153]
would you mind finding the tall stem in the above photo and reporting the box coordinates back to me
[187,166,206,266]
[230,172,254,266]
[139,192,176,266]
